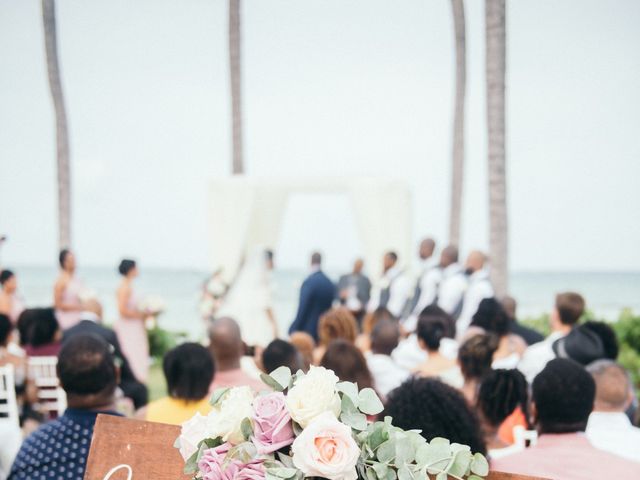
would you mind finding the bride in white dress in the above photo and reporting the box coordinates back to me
[216,248,278,347]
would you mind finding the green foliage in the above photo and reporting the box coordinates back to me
[519,313,551,337]
[147,326,187,359]
[612,309,640,352]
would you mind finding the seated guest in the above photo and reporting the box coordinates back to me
[586,360,640,463]
[208,317,265,392]
[62,299,148,409]
[0,270,24,325]
[366,319,409,400]
[414,306,459,385]
[551,322,606,366]
[518,292,585,383]
[501,296,544,346]
[476,369,529,459]
[458,334,499,404]
[313,307,358,364]
[582,321,619,360]
[262,339,304,374]
[0,314,26,391]
[357,307,396,352]
[145,343,214,425]
[492,358,639,478]
[468,298,526,369]
[23,308,61,357]
[289,332,315,371]
[320,339,374,390]
[386,377,486,455]
[9,334,121,479]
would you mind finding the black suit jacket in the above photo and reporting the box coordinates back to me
[289,270,336,341]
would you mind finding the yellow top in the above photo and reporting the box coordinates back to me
[145,396,212,425]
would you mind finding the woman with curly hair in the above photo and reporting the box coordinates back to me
[313,307,358,364]
[385,377,487,455]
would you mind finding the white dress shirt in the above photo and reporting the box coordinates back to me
[517,331,565,383]
[366,352,410,399]
[586,412,640,463]
[368,266,411,318]
[437,263,467,316]
[456,269,493,339]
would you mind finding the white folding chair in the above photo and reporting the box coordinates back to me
[28,356,67,417]
[0,364,20,428]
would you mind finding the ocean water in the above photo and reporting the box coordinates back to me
[11,266,640,339]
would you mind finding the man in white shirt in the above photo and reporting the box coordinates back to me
[436,245,467,318]
[403,238,440,332]
[368,251,410,318]
[456,251,493,339]
[586,359,640,463]
[518,292,585,383]
[366,319,409,399]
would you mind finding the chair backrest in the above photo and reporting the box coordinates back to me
[28,356,67,416]
[514,425,538,448]
[0,363,20,428]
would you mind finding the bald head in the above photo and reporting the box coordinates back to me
[370,319,400,356]
[465,250,487,274]
[419,238,436,260]
[440,245,459,268]
[209,317,244,368]
[353,258,364,274]
[587,360,632,412]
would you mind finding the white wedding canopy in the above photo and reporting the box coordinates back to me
[208,176,413,282]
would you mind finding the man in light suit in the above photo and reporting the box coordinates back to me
[288,252,335,342]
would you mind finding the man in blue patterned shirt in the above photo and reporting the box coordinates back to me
[9,334,121,479]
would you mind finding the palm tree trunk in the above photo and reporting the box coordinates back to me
[42,0,71,249]
[229,0,244,174]
[448,0,466,247]
[485,0,508,296]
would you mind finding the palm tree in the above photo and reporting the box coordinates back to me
[448,0,466,247]
[229,0,244,174]
[42,0,71,249]
[485,0,508,296]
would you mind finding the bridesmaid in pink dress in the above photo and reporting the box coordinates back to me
[114,259,149,383]
[0,270,25,325]
[54,249,83,330]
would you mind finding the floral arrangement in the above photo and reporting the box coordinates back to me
[175,366,489,480]
[139,295,166,316]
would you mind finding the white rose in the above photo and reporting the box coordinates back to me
[178,412,208,460]
[285,366,341,428]
[207,386,255,445]
[291,412,360,480]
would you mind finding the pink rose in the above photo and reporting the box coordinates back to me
[236,461,266,480]
[252,392,295,454]
[198,444,242,480]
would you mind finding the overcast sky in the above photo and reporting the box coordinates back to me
[1,0,639,272]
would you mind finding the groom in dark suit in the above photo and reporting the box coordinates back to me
[289,252,335,342]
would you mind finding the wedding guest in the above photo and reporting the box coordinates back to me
[289,332,315,371]
[288,252,336,342]
[551,322,606,366]
[468,298,526,369]
[23,308,61,357]
[0,270,24,325]
[144,343,214,425]
[476,369,529,459]
[53,249,83,330]
[414,306,459,386]
[336,258,371,323]
[458,334,499,404]
[403,238,439,332]
[582,321,619,360]
[0,313,28,392]
[368,252,410,319]
[262,339,304,374]
[320,340,374,390]
[114,259,149,383]
[456,251,493,338]
[501,296,544,346]
[63,299,148,409]
[8,334,121,479]
[586,360,640,463]
[357,307,396,352]
[492,358,639,478]
[313,307,358,364]
[208,317,265,392]
[386,377,487,455]
[518,292,585,383]
[366,319,409,399]
[436,246,467,319]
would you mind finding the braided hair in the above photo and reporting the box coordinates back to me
[477,369,529,428]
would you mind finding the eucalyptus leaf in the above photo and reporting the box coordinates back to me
[377,439,396,463]
[183,449,199,474]
[277,452,294,468]
[395,435,415,465]
[241,417,254,441]
[292,421,304,436]
[341,410,368,431]
[397,466,413,480]
[270,366,292,390]
[373,461,389,479]
[260,373,285,392]
[470,453,489,477]
[368,423,389,451]
[385,468,397,480]
[435,472,447,480]
[366,466,378,480]
[341,392,358,414]
[468,475,484,480]
[358,388,384,415]
[448,450,472,478]
[415,442,449,469]
[209,387,230,406]
[266,467,298,479]
[337,381,360,406]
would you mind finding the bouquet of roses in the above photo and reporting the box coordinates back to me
[175,366,489,480]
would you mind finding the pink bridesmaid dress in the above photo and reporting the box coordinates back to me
[114,290,149,383]
[9,294,25,325]
[55,277,83,330]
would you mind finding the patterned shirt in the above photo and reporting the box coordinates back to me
[9,408,120,480]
